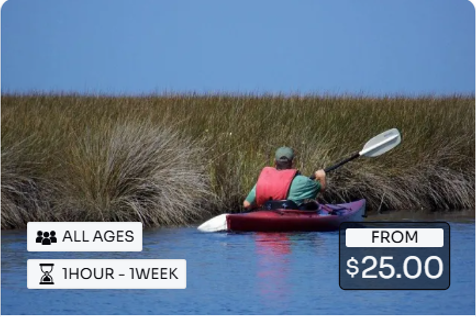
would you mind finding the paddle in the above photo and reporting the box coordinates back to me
[198,128,401,233]
[310,128,401,178]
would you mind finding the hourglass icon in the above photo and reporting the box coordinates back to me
[39,263,54,285]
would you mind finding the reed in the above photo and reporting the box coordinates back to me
[1,94,474,228]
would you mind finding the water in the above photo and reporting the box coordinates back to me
[2,211,475,315]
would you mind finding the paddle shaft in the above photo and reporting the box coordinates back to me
[309,152,360,180]
[324,152,360,173]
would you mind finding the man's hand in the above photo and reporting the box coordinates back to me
[314,169,326,180]
[314,169,327,192]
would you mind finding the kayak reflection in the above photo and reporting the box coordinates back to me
[255,232,291,256]
[254,232,332,307]
[255,233,291,307]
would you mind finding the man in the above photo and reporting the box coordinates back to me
[243,146,326,209]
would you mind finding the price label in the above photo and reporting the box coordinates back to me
[339,222,450,290]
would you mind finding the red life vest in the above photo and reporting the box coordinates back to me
[255,167,298,206]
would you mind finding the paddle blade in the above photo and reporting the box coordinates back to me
[197,214,229,232]
[360,128,401,157]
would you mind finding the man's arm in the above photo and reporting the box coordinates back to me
[314,169,326,192]
[243,184,257,209]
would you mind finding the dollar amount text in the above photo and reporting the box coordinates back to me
[346,256,443,279]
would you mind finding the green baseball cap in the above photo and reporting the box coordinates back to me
[275,146,294,160]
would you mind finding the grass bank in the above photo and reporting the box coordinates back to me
[1,94,474,229]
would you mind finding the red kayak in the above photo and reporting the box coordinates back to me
[226,199,366,232]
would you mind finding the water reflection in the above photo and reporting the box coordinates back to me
[255,233,291,256]
[255,233,291,306]
[253,232,333,311]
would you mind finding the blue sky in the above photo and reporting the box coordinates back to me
[1,0,474,95]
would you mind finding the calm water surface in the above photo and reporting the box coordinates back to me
[2,211,474,315]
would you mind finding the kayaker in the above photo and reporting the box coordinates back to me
[243,146,326,210]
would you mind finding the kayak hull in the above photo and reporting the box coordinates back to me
[226,199,366,232]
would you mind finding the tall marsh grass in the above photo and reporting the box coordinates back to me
[1,94,474,228]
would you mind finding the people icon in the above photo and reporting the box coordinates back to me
[36,231,58,245]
